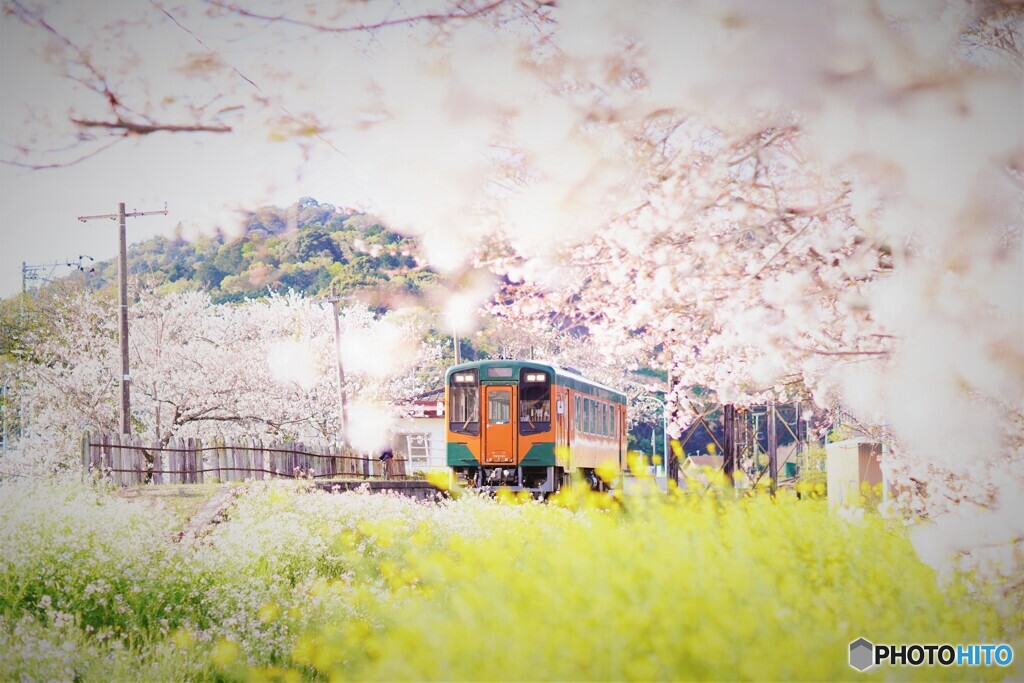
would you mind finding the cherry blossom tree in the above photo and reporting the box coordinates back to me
[6,287,444,472]
[3,0,1022,573]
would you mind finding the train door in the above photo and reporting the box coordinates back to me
[618,405,627,471]
[482,385,515,465]
[555,387,569,469]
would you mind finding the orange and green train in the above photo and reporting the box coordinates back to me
[445,360,628,493]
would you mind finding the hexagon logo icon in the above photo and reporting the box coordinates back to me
[849,638,875,671]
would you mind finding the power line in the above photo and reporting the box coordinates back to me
[20,256,94,293]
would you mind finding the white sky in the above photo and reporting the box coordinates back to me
[0,1,440,298]
[0,129,371,296]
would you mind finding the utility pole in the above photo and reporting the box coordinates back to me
[723,404,736,487]
[1,379,8,456]
[22,260,59,291]
[665,375,679,487]
[78,203,167,435]
[319,296,352,447]
[790,401,798,464]
[768,401,778,495]
[646,393,669,479]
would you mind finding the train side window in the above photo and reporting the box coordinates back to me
[449,370,480,436]
[518,369,551,435]
[574,396,581,431]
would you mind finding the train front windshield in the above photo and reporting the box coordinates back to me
[449,370,480,435]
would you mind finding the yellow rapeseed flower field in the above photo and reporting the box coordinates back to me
[0,479,1019,681]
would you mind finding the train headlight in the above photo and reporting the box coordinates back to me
[453,373,475,384]
[524,373,547,383]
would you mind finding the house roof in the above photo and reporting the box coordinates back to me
[411,387,444,403]
[398,387,444,419]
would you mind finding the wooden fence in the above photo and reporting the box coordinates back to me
[81,431,409,486]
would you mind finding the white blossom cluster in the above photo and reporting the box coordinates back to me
[6,289,445,472]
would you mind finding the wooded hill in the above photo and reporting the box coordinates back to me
[66,197,437,303]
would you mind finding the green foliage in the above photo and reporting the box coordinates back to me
[53,198,435,304]
[802,444,827,470]
[1,478,1018,681]
[799,445,828,491]
[827,425,855,443]
[296,225,343,262]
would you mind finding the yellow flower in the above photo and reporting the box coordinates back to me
[170,627,194,649]
[292,635,317,666]
[627,452,651,480]
[258,602,281,623]
[496,487,516,504]
[595,460,619,484]
[211,638,240,667]
[425,469,451,491]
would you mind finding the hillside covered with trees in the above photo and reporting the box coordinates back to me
[68,197,437,303]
